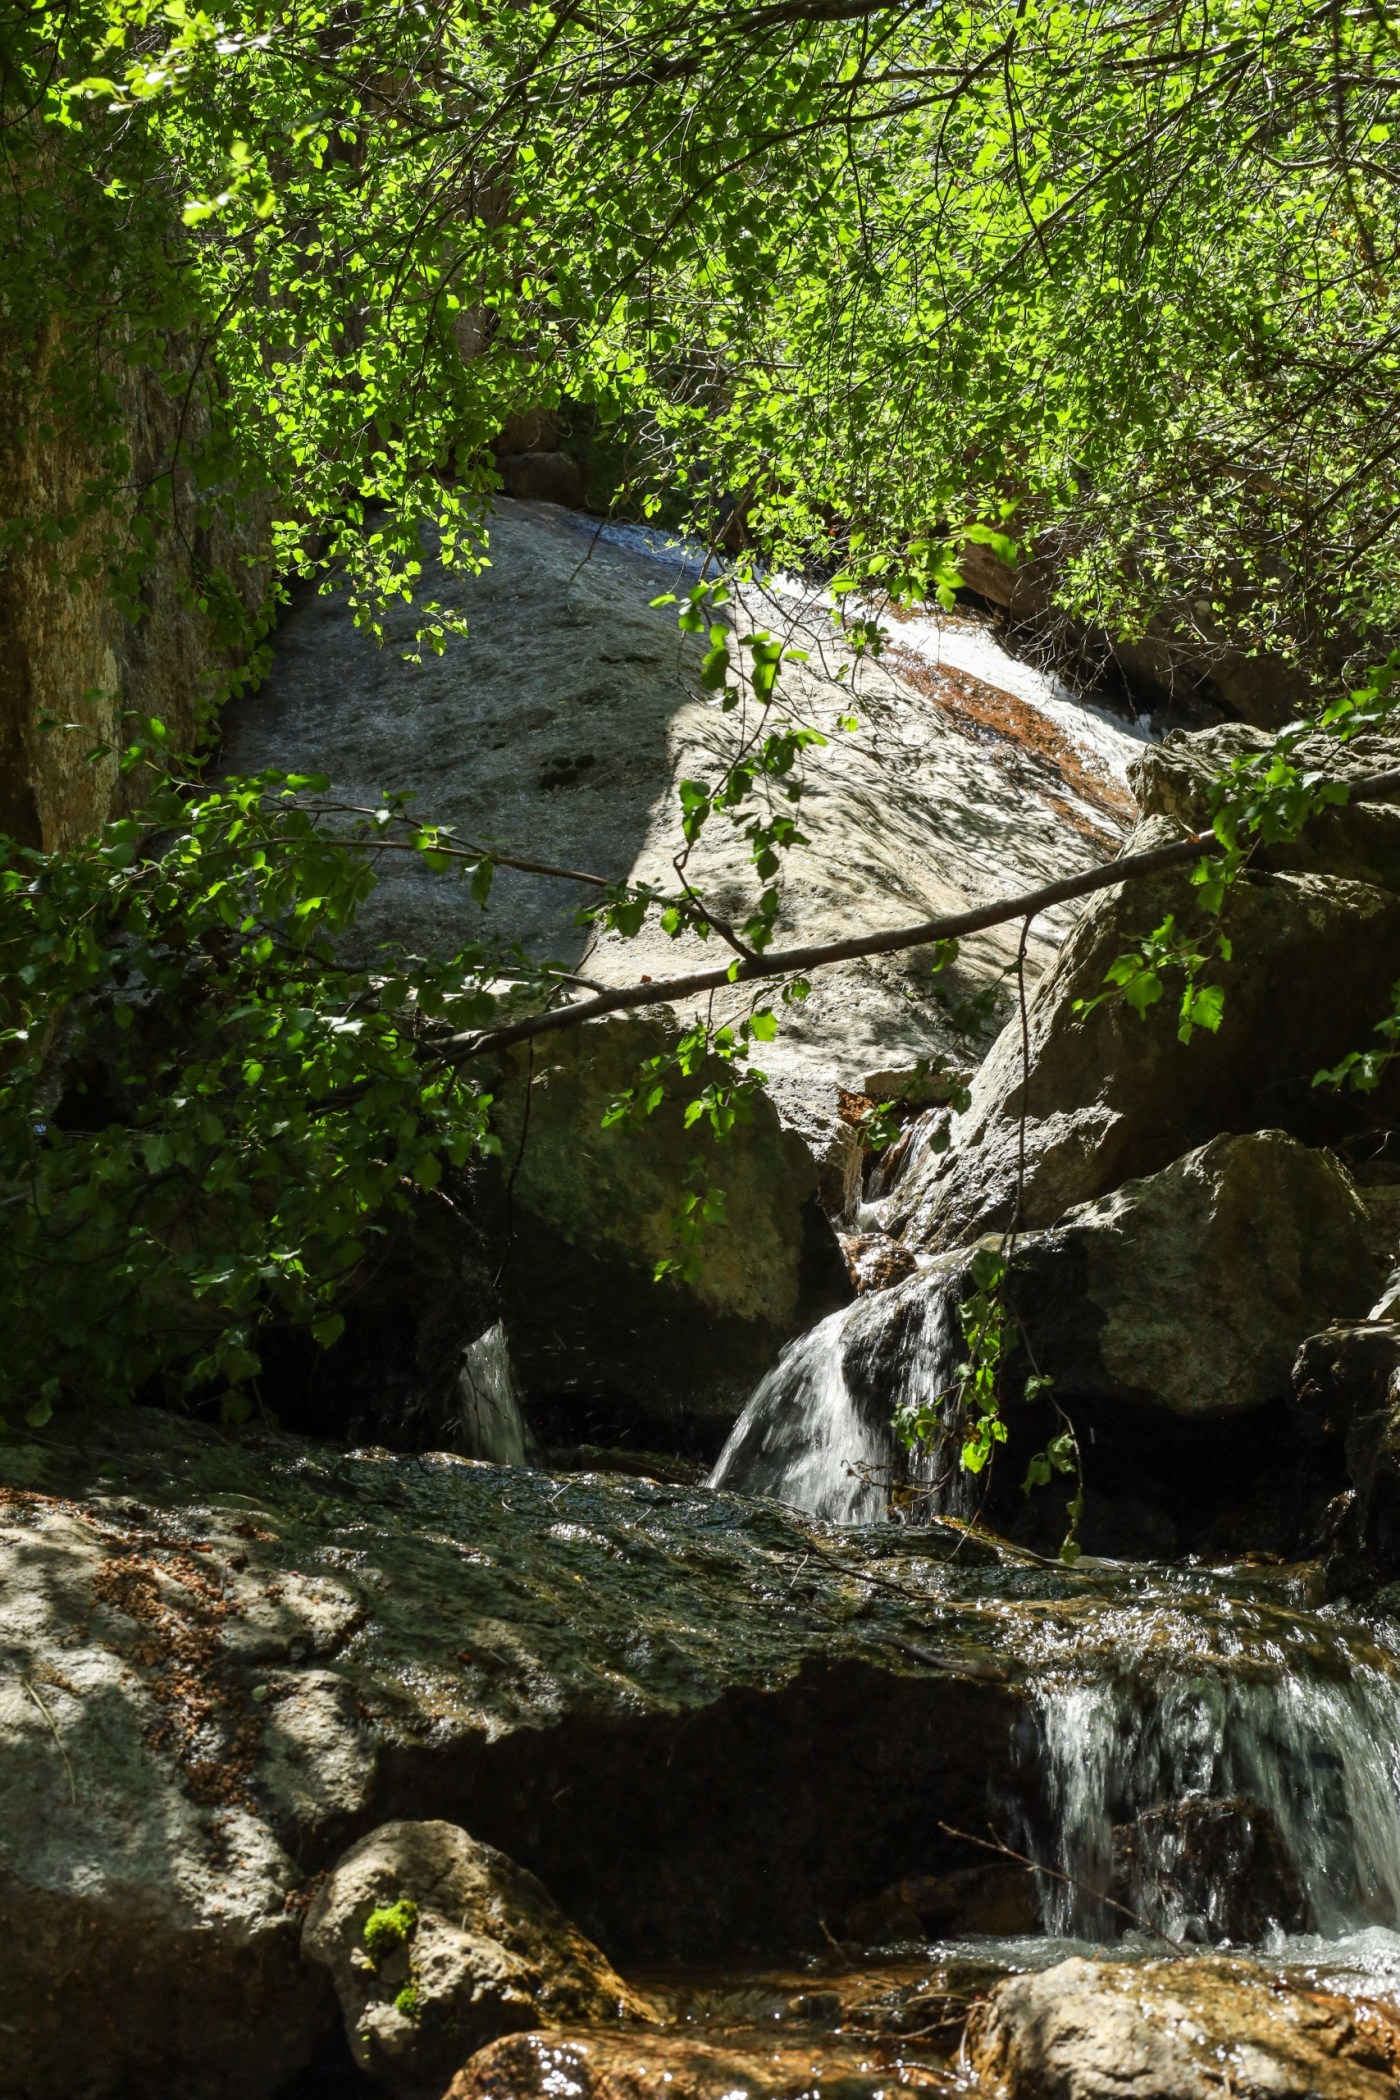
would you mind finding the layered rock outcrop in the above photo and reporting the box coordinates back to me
[886,727,1400,1252]
[0,335,272,847]
[0,1405,1024,2098]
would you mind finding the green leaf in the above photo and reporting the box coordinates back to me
[969,1245,1007,1292]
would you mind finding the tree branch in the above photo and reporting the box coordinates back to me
[446,768,1400,1064]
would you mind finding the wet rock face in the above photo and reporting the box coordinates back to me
[1113,1797,1311,1943]
[442,2024,958,2100]
[0,1408,1024,2098]
[885,783,1400,1255]
[302,1820,656,2099]
[968,1955,1400,2100]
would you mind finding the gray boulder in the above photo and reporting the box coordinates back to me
[885,811,1400,1252]
[302,1820,656,2099]
[488,1010,851,1443]
[225,497,1135,1181]
[1132,722,1400,894]
[1004,1130,1378,1421]
[968,1955,1400,2100]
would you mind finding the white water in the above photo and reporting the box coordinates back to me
[707,1305,891,1523]
[707,1270,968,1523]
[456,1322,532,1465]
[1026,1630,1400,1946]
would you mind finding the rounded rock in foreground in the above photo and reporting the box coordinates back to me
[967,1954,1400,2100]
[441,2025,958,2100]
[302,1819,659,2100]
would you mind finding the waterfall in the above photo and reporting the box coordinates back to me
[456,1322,533,1465]
[1024,1634,1400,1945]
[707,1264,970,1524]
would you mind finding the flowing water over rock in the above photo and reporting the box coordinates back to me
[456,1323,533,1465]
[1020,1571,1400,1948]
[708,1264,968,1524]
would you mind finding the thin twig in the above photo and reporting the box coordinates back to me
[936,1822,1190,1958]
[20,1676,77,1806]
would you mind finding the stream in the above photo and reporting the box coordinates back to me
[706,1200,1400,2025]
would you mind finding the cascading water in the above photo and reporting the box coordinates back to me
[1008,1568,1400,1950]
[456,1321,533,1465]
[707,1102,1400,1977]
[1031,1664,1400,1943]
[707,1262,971,1523]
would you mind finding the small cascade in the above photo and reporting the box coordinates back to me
[1022,1616,1400,1946]
[707,1266,969,1523]
[456,1322,533,1465]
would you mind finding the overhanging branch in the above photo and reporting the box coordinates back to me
[448,768,1400,1064]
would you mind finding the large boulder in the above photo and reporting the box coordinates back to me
[225,497,1135,1174]
[487,1010,851,1448]
[1002,1131,1378,1422]
[719,1132,1377,1548]
[967,1955,1400,2100]
[0,1405,1024,2099]
[885,809,1400,1252]
[1131,722,1400,893]
[302,1820,656,2099]
[989,1129,1376,1551]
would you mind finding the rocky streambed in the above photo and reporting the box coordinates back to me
[15,503,1400,2097]
[9,1408,1400,2098]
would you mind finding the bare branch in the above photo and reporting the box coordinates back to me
[445,768,1400,1064]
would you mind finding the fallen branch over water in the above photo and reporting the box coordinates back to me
[936,1821,1191,1958]
[448,767,1400,1063]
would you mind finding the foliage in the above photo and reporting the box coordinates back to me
[363,1900,418,1961]
[7,0,1400,678]
[0,761,525,1427]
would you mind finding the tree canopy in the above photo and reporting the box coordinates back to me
[6,0,1400,671]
